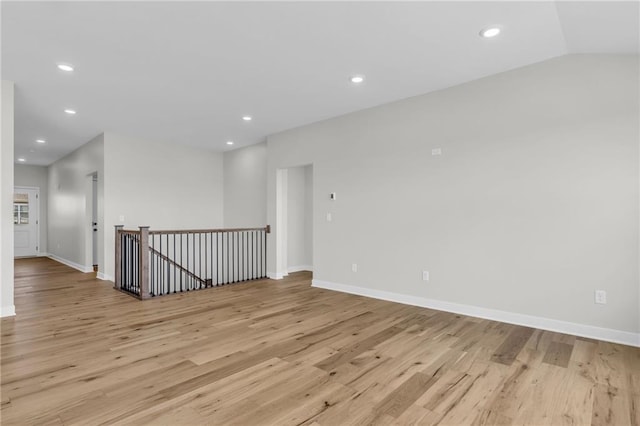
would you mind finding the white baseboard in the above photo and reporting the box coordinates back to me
[97,272,114,282]
[48,254,93,273]
[268,272,285,280]
[1,305,16,317]
[311,279,640,348]
[37,252,49,257]
[287,265,313,273]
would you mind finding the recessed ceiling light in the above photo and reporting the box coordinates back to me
[480,27,501,38]
[350,75,365,84]
[17,158,26,162]
[64,109,76,115]
[242,116,252,121]
[226,141,234,145]
[29,149,35,153]
[36,139,46,144]
[57,63,74,72]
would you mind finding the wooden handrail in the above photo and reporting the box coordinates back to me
[149,225,270,235]
[148,245,206,286]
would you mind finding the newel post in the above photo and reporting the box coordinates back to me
[114,225,123,290]
[139,226,150,299]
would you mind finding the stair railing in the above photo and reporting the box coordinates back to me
[114,225,270,299]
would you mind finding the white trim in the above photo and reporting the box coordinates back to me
[48,254,94,273]
[287,265,313,273]
[311,279,640,348]
[14,186,40,257]
[0,305,16,317]
[268,272,285,280]
[97,272,114,282]
[37,252,49,257]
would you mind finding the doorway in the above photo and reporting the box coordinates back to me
[92,174,98,270]
[275,165,313,278]
[84,173,99,272]
[13,186,39,257]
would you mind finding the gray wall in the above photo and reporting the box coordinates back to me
[48,134,105,272]
[1,81,15,316]
[103,132,224,280]
[223,142,267,228]
[14,164,48,254]
[264,55,639,335]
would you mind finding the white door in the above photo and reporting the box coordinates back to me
[92,175,98,266]
[14,187,39,257]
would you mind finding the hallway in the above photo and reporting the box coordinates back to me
[1,258,639,425]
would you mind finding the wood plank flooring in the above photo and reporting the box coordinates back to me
[1,257,638,425]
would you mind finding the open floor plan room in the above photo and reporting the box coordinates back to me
[1,2,639,425]
[1,258,638,425]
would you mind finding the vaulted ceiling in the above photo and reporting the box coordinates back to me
[2,1,638,165]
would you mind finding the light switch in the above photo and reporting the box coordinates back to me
[595,290,607,304]
[326,213,332,222]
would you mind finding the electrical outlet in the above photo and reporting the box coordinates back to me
[595,290,607,304]
[432,148,442,156]
[352,263,358,273]
[422,271,429,281]
[119,215,125,222]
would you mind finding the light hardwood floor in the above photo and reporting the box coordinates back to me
[1,257,638,425]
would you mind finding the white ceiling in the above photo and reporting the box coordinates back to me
[2,1,638,166]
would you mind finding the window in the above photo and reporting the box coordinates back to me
[13,193,29,225]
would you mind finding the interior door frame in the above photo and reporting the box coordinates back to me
[14,186,40,257]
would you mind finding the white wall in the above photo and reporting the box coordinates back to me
[304,165,313,269]
[223,142,267,228]
[14,164,48,254]
[1,81,15,317]
[287,165,313,271]
[48,134,105,273]
[265,55,639,342]
[103,132,224,280]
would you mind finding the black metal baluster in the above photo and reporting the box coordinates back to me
[123,234,127,291]
[127,234,131,291]
[258,230,262,278]
[216,232,219,286]
[251,231,254,279]
[123,234,126,291]
[241,231,244,282]
[172,234,176,293]
[205,233,208,287]
[134,234,138,292]
[120,233,124,291]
